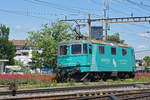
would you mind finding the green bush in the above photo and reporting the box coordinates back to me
[98,80,104,84]
[51,80,57,87]
[124,78,134,83]
[67,82,75,86]
[0,78,12,85]
[136,77,150,83]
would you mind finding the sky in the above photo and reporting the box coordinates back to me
[0,0,150,52]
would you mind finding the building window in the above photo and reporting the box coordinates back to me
[99,46,104,54]
[71,44,81,54]
[16,54,21,56]
[83,44,87,54]
[122,49,127,56]
[22,52,29,56]
[89,45,92,54]
[111,47,116,55]
[59,45,67,56]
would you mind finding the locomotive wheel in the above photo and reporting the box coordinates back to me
[56,72,67,83]
[56,73,62,82]
[102,73,111,81]
[129,72,135,78]
[118,72,125,79]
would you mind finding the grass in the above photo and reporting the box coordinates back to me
[10,77,150,89]
[1,74,150,90]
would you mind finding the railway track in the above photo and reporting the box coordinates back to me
[2,89,150,100]
[0,82,150,100]
[76,89,150,100]
[0,85,8,90]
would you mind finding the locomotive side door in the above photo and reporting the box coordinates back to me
[88,44,92,67]
[111,47,117,71]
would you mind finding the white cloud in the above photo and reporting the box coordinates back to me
[137,45,147,49]
[15,25,22,29]
[137,33,150,38]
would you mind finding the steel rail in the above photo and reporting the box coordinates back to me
[0,82,150,99]
[0,83,138,95]
[2,89,150,100]
[68,89,150,100]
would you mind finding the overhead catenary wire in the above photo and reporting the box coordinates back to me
[126,0,150,8]
[0,8,50,20]
[33,0,101,12]
[111,0,150,16]
[126,0,150,14]
[23,0,101,17]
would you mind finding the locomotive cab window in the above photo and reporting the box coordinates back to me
[122,49,127,56]
[99,46,104,54]
[131,49,134,56]
[89,45,92,54]
[111,47,116,55]
[83,44,88,54]
[59,45,67,56]
[71,44,81,54]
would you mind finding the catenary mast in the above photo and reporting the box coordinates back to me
[103,0,108,40]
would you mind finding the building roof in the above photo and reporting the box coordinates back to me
[10,40,31,46]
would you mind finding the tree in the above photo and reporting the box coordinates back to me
[143,56,150,69]
[14,60,25,72]
[0,24,16,65]
[106,33,124,43]
[0,24,9,39]
[28,21,75,69]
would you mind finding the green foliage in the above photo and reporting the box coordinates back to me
[0,24,9,39]
[107,79,113,82]
[0,24,16,65]
[28,21,75,69]
[51,80,57,87]
[31,51,43,70]
[143,56,150,69]
[136,77,150,83]
[14,60,25,72]
[98,80,104,84]
[0,78,12,85]
[112,79,122,84]
[124,78,134,83]
[67,81,75,86]
[106,33,124,43]
[20,83,51,89]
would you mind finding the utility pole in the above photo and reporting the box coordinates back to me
[103,0,107,40]
[88,14,91,40]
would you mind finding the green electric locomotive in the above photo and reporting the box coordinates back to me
[56,40,136,82]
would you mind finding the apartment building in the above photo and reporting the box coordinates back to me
[10,40,34,66]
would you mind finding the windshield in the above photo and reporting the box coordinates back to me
[71,44,81,54]
[59,45,67,56]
